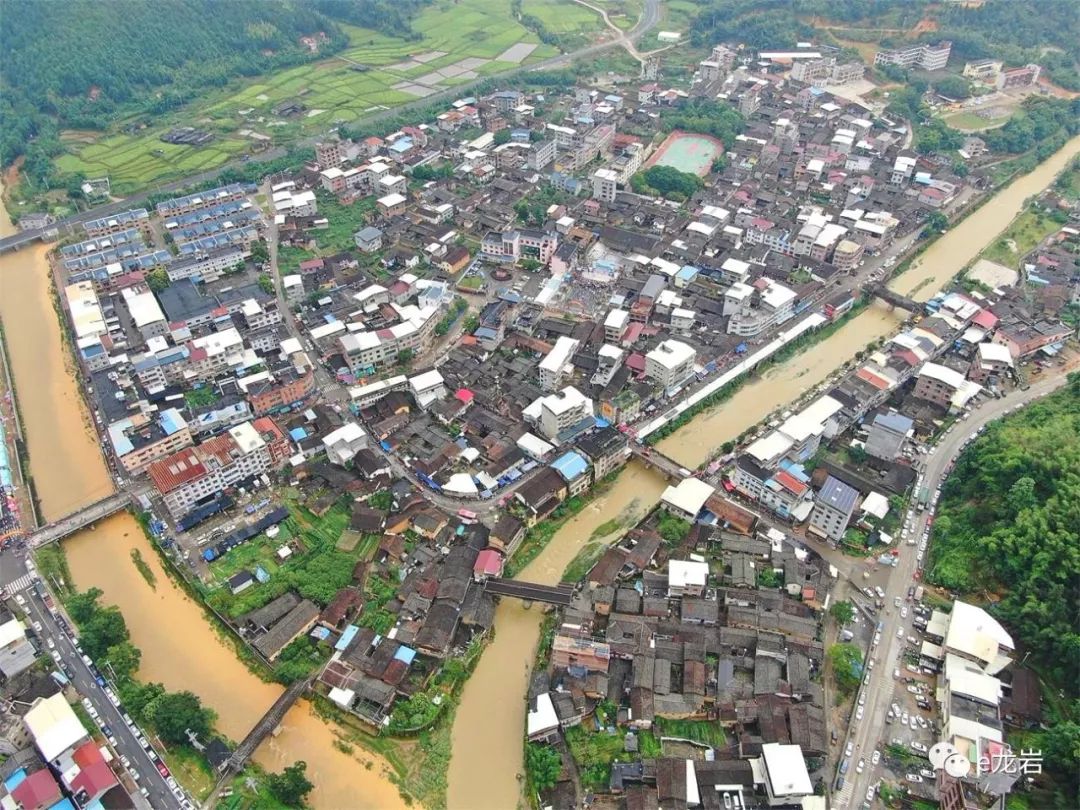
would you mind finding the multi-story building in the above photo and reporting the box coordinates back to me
[990,315,1072,358]
[726,280,796,337]
[82,207,152,240]
[480,229,558,265]
[339,305,441,375]
[808,475,859,543]
[240,366,316,416]
[107,408,193,475]
[156,183,248,218]
[604,309,629,342]
[591,168,619,203]
[996,64,1040,90]
[528,139,557,171]
[539,336,580,391]
[121,286,169,340]
[575,426,630,481]
[865,411,914,461]
[165,246,245,284]
[963,59,1003,80]
[526,386,594,442]
[913,362,970,410]
[315,139,345,169]
[874,41,952,71]
[645,339,697,389]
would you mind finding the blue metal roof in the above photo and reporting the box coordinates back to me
[551,451,589,481]
[336,624,360,651]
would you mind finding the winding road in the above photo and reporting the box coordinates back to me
[834,366,1077,808]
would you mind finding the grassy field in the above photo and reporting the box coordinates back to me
[51,0,560,195]
[943,110,1012,132]
[978,208,1064,269]
[523,0,604,43]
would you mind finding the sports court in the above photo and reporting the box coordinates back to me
[646,130,724,177]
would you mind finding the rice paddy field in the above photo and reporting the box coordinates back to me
[522,0,605,44]
[52,0,563,195]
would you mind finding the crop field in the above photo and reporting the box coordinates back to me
[52,0,560,194]
[522,0,604,41]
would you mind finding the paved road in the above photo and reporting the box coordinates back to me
[836,369,1074,808]
[15,579,185,810]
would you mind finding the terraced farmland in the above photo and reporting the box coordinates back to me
[53,0,562,195]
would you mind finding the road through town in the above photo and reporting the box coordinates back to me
[835,367,1076,808]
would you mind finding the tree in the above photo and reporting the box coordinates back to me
[757,567,781,588]
[257,273,275,294]
[933,75,971,100]
[396,348,414,367]
[104,641,142,681]
[146,691,215,746]
[117,681,166,724]
[81,605,130,660]
[249,240,269,265]
[493,128,512,146]
[146,268,170,293]
[827,643,863,695]
[525,744,562,793]
[67,587,103,624]
[519,257,541,272]
[631,165,703,200]
[267,761,315,807]
[829,600,855,626]
[924,210,949,236]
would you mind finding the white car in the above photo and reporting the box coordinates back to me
[46,638,56,650]
[902,712,909,725]
[872,750,881,765]
[897,627,904,638]
[906,774,924,783]
[856,705,864,721]
[32,621,43,633]
[894,596,902,607]
[901,606,908,618]
[846,741,854,758]
[856,758,865,774]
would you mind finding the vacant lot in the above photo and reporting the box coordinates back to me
[53,0,560,194]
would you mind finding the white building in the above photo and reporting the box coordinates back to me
[539,336,580,391]
[645,339,696,389]
[323,422,368,466]
[604,309,629,342]
[121,287,169,340]
[667,559,710,597]
[726,280,796,337]
[591,168,620,203]
[660,477,715,521]
[408,369,447,409]
[758,743,813,806]
[525,386,594,442]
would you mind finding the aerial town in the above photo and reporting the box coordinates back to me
[0,8,1078,810]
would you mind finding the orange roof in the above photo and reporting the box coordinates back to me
[147,449,208,494]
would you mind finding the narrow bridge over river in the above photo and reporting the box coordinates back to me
[628,443,689,480]
[28,492,134,548]
[484,578,575,606]
[865,282,922,313]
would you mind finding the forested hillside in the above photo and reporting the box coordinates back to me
[926,374,1079,805]
[0,0,429,171]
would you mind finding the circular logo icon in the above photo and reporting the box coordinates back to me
[929,742,958,770]
[944,752,971,778]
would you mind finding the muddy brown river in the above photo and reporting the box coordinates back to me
[1,133,1076,809]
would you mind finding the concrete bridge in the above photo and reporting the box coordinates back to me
[865,283,922,313]
[28,492,134,548]
[484,578,575,606]
[628,443,689,481]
